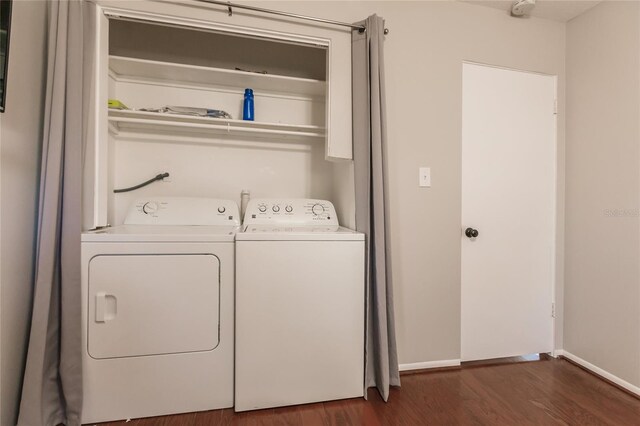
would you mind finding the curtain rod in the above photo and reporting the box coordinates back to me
[195,0,389,35]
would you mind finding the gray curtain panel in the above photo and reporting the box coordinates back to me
[18,1,85,425]
[352,15,400,402]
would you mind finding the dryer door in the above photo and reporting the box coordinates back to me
[88,254,220,359]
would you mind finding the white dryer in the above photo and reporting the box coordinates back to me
[235,198,365,412]
[81,197,239,423]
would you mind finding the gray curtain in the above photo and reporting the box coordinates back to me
[18,1,85,425]
[352,15,400,402]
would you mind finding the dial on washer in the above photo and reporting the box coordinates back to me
[311,203,325,216]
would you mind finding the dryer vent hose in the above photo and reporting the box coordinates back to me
[113,172,170,193]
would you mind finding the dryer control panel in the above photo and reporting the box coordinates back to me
[124,197,240,226]
[243,198,339,226]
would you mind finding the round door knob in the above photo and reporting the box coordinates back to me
[465,227,479,238]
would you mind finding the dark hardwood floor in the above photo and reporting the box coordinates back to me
[96,358,640,425]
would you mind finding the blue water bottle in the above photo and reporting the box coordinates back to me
[243,88,254,121]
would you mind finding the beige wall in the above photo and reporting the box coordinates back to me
[256,1,567,364]
[0,1,47,425]
[373,1,566,364]
[565,1,640,387]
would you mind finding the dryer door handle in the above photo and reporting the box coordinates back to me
[95,292,117,323]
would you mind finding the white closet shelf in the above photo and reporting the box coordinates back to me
[109,56,326,97]
[108,110,326,140]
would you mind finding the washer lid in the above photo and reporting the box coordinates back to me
[236,226,364,241]
[82,225,238,242]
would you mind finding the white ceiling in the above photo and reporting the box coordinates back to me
[461,0,603,22]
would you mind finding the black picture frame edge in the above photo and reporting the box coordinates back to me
[0,0,13,113]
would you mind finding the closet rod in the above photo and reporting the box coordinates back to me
[195,0,389,35]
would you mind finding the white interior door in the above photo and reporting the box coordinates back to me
[461,63,556,362]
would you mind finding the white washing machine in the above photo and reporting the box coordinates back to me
[235,198,365,412]
[81,197,239,423]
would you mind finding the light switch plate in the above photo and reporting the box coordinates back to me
[419,167,431,187]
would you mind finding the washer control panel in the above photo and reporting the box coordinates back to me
[243,198,339,226]
[124,197,240,226]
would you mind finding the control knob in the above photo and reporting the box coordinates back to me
[285,205,293,213]
[311,203,325,216]
[258,204,267,213]
[142,202,159,215]
[218,206,226,214]
[272,205,280,212]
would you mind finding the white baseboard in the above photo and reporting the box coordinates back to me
[557,349,640,397]
[399,359,461,372]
